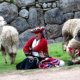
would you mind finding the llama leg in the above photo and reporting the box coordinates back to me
[9,53,16,64]
[62,36,69,51]
[2,52,7,64]
[1,45,7,64]
[62,33,72,51]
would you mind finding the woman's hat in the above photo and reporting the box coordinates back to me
[30,26,45,34]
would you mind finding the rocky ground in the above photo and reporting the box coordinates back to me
[0,66,80,80]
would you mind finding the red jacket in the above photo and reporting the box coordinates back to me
[23,37,48,55]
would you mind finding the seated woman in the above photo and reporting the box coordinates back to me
[16,26,49,69]
[23,26,48,58]
[16,26,65,69]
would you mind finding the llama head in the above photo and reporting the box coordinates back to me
[0,16,7,27]
[66,38,80,53]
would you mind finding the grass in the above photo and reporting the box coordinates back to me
[0,42,70,73]
[48,42,69,61]
[0,50,26,73]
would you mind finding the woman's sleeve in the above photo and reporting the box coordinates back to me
[33,39,48,52]
[23,37,35,53]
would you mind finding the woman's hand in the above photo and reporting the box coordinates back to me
[27,56,34,60]
[39,51,45,58]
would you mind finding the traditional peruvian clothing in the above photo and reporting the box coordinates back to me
[39,57,65,69]
[16,27,49,70]
[16,27,65,70]
[23,37,48,57]
[67,47,80,65]
[23,26,48,57]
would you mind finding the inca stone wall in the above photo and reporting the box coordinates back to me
[0,0,80,48]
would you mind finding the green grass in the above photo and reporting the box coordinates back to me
[0,50,26,72]
[0,42,69,73]
[48,42,69,61]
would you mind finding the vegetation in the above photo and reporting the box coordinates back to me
[0,42,70,73]
[48,42,69,61]
[0,49,26,72]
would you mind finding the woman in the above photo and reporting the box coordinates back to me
[16,26,48,69]
[23,26,48,58]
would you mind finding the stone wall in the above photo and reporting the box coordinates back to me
[0,0,80,48]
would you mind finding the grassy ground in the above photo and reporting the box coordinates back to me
[48,42,69,61]
[0,42,70,73]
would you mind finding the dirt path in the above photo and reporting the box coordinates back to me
[0,67,80,80]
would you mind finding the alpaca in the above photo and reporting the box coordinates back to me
[0,16,19,64]
[62,19,80,51]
